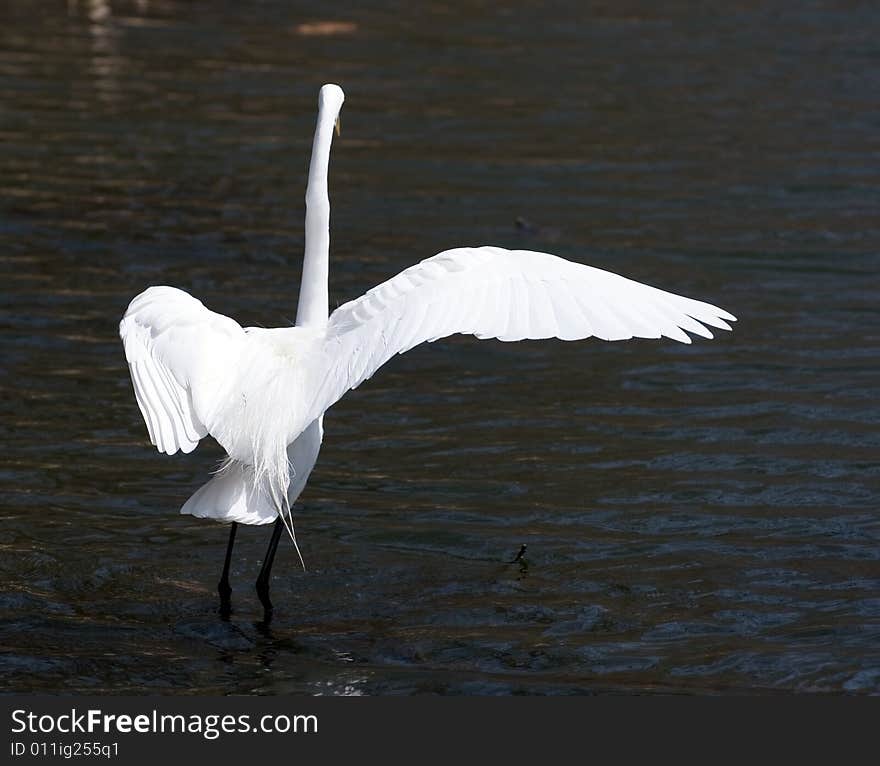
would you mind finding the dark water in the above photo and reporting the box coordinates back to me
[1,0,878,694]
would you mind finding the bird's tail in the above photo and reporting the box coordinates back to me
[179,461,307,571]
[180,461,279,526]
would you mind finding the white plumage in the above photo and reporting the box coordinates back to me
[119,84,735,542]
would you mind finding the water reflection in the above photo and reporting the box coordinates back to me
[82,1,124,105]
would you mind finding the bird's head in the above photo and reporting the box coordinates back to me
[319,83,345,135]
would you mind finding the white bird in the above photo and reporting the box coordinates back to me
[119,84,735,617]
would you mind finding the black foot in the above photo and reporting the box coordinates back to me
[218,579,232,618]
[254,516,284,622]
[217,521,238,619]
[256,579,273,621]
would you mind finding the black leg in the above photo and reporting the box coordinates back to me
[218,521,238,617]
[255,516,285,619]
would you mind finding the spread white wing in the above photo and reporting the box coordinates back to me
[119,286,247,455]
[304,246,736,423]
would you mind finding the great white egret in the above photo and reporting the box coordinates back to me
[119,84,735,617]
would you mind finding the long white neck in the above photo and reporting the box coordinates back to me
[296,85,343,328]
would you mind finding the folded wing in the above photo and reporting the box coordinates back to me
[304,246,736,423]
[119,286,247,455]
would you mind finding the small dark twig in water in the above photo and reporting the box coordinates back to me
[509,544,527,564]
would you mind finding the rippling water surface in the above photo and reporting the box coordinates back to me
[1,0,878,694]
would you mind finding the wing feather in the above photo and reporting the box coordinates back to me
[293,246,735,432]
[119,285,247,455]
